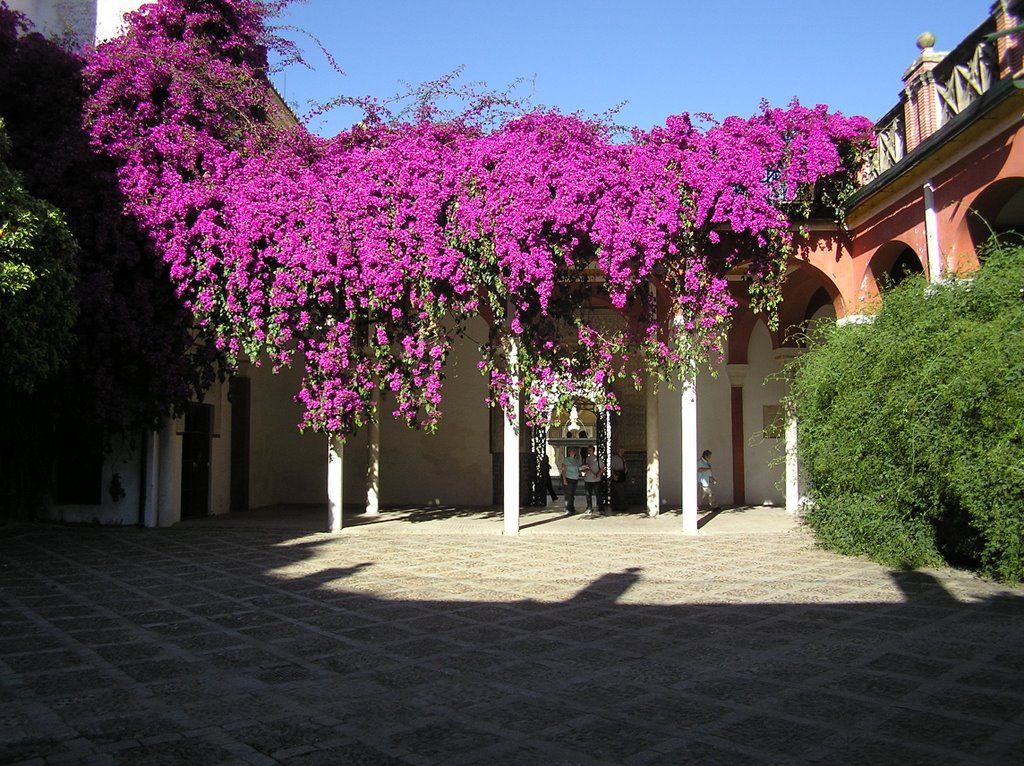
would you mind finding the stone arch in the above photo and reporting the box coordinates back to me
[775,260,843,347]
[726,257,849,362]
[726,295,778,365]
[961,177,1024,257]
[867,240,925,292]
[725,257,844,362]
[804,287,834,320]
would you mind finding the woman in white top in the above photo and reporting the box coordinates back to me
[582,446,604,515]
[697,450,716,509]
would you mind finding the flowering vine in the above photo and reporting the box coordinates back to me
[81,0,874,437]
[0,3,221,434]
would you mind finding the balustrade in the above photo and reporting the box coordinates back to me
[862,106,905,183]
[860,9,1010,186]
[934,21,999,126]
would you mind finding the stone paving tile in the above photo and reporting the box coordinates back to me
[1,520,1023,764]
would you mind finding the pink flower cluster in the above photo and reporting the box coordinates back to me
[83,0,873,435]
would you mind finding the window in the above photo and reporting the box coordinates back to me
[55,426,103,504]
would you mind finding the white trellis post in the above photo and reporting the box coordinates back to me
[681,374,698,535]
[645,380,660,517]
[503,338,521,535]
[328,435,344,533]
[785,409,801,515]
[366,414,380,516]
[773,347,804,516]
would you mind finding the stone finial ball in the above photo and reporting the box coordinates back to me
[917,31,936,49]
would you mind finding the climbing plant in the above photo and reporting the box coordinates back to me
[82,0,874,437]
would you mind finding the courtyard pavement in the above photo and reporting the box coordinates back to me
[1,505,1023,764]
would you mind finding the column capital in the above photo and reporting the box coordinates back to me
[773,347,804,365]
[725,364,749,387]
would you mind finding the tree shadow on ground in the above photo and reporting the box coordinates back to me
[1,524,1022,765]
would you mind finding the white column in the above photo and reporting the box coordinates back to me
[142,429,159,528]
[681,375,698,534]
[645,380,660,517]
[785,410,801,515]
[502,339,521,535]
[366,415,380,516]
[923,179,942,283]
[328,435,343,533]
[773,347,805,516]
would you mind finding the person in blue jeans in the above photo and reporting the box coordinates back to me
[559,447,582,516]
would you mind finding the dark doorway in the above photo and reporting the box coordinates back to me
[229,378,250,513]
[55,424,104,505]
[180,403,213,519]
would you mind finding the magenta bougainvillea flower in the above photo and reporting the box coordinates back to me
[83,0,874,437]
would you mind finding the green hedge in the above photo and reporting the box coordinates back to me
[786,240,1024,582]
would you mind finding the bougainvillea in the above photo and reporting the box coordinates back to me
[82,0,874,437]
[0,3,221,435]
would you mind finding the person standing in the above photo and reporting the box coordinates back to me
[582,445,604,516]
[610,447,628,512]
[541,452,559,503]
[560,447,582,516]
[697,449,717,510]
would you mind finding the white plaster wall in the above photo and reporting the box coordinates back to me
[139,380,232,525]
[243,361,377,511]
[94,0,143,42]
[378,317,492,506]
[8,0,94,42]
[244,316,491,509]
[248,362,328,508]
[807,303,837,335]
[654,384,679,506]
[46,376,231,526]
[45,432,141,525]
[656,358,733,508]
[8,0,144,43]
[341,426,369,508]
[696,359,734,506]
[743,322,786,506]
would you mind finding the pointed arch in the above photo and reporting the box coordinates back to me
[775,260,843,347]
[867,240,925,293]
[961,176,1024,257]
[726,293,778,365]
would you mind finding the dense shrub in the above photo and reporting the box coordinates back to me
[0,121,78,393]
[786,240,1024,582]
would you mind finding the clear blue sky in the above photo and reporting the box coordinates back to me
[268,0,987,137]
